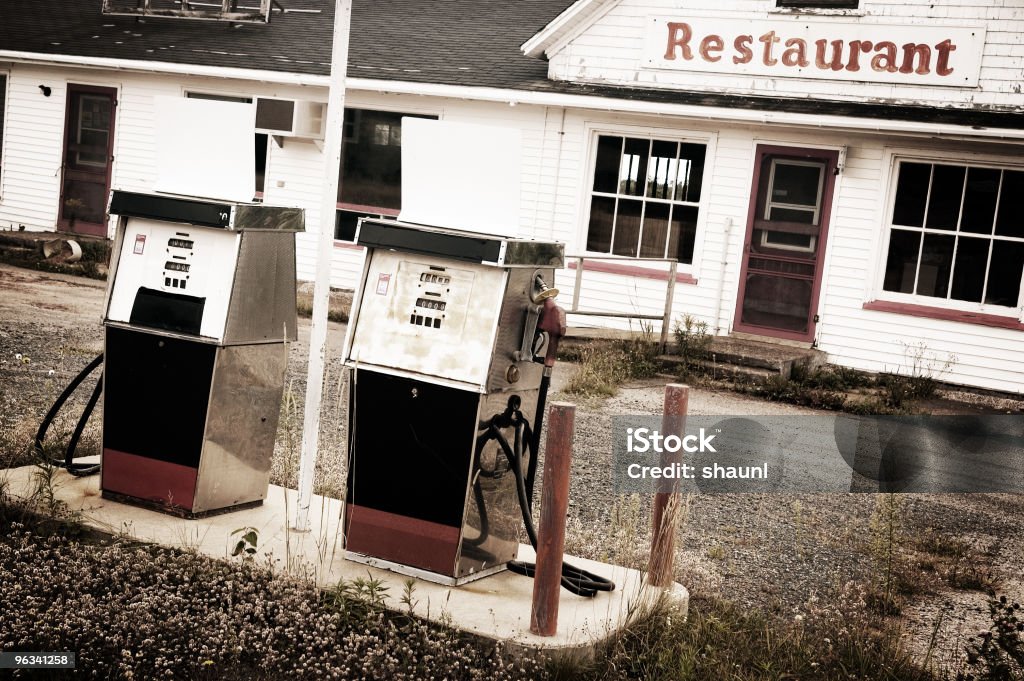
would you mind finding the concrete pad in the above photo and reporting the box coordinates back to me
[3,461,687,654]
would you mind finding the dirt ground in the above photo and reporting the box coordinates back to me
[2,263,1022,669]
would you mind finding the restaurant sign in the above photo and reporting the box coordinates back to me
[643,17,985,87]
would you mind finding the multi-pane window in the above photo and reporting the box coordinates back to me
[882,160,1024,309]
[334,108,437,241]
[586,135,706,264]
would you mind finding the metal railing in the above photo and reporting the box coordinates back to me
[565,254,679,350]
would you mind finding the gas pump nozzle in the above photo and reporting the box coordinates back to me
[537,297,566,370]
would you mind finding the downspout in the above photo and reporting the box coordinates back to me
[714,216,733,335]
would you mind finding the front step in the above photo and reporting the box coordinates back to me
[662,335,827,380]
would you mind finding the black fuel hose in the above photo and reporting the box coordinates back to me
[34,353,104,477]
[486,415,614,598]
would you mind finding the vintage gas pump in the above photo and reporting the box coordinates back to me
[342,217,566,584]
[100,191,304,516]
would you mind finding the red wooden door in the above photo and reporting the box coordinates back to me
[733,145,839,342]
[59,85,117,237]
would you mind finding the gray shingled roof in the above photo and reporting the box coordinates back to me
[0,0,568,88]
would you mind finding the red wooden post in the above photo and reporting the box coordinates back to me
[649,384,689,588]
[530,401,575,637]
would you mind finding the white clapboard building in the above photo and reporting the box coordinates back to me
[0,0,1022,392]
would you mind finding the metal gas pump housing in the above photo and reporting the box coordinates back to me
[343,217,564,584]
[101,191,304,517]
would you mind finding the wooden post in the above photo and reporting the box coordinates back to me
[649,384,689,588]
[530,402,575,637]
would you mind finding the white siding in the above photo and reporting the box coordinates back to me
[545,0,1024,110]
[2,60,1023,392]
[0,65,67,229]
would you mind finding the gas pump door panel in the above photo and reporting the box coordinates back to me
[106,217,240,340]
[348,251,506,389]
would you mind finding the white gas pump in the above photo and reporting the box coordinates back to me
[342,217,568,584]
[100,191,304,516]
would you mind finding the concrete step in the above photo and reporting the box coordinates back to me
[658,354,778,382]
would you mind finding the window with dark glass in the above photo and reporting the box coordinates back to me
[334,109,438,241]
[0,74,6,177]
[776,0,858,8]
[586,135,706,264]
[883,160,1024,309]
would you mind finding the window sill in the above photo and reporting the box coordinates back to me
[568,259,698,285]
[333,240,364,250]
[862,300,1024,331]
[768,8,866,16]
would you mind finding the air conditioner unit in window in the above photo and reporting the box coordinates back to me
[255,98,325,141]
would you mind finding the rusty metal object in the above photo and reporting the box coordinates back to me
[530,401,575,637]
[649,383,689,588]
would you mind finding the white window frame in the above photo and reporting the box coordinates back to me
[580,123,716,274]
[759,158,825,254]
[875,150,1024,321]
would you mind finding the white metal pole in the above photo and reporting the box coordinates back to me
[293,0,352,531]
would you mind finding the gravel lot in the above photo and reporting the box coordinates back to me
[2,263,1022,664]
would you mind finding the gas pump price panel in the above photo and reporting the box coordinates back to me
[101,191,304,517]
[342,217,564,585]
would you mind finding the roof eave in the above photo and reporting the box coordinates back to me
[0,50,329,86]
[521,0,618,59]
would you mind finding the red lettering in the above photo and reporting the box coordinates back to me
[935,38,956,76]
[733,35,753,64]
[781,38,808,68]
[846,40,873,72]
[900,43,931,74]
[700,34,724,62]
[664,22,693,60]
[759,30,780,66]
[815,39,845,71]
[871,41,898,72]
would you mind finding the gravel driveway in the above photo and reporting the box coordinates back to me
[2,263,1021,663]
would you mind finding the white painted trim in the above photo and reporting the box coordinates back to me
[872,145,1024,322]
[3,50,1023,142]
[0,50,330,86]
[348,78,1024,144]
[521,0,607,59]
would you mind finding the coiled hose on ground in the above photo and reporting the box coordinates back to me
[33,352,104,477]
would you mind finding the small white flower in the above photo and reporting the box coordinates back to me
[48,369,55,376]
[15,353,21,360]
